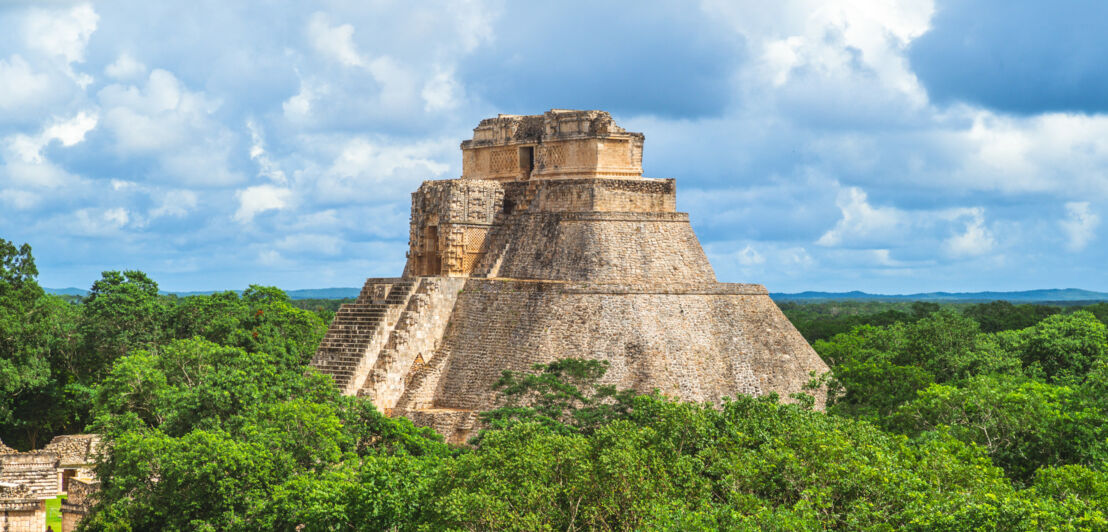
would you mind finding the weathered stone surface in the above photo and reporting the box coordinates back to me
[0,453,60,497]
[0,434,101,531]
[61,477,98,531]
[461,110,644,181]
[313,110,830,443]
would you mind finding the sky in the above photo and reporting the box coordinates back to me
[0,1,1105,294]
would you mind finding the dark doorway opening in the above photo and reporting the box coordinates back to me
[518,146,534,179]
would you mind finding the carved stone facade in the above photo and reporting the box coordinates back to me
[460,110,644,182]
[312,110,829,443]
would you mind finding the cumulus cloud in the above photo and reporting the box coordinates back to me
[421,66,462,112]
[104,52,146,80]
[149,189,199,219]
[307,12,365,67]
[69,207,131,237]
[1060,202,1100,251]
[234,185,292,222]
[0,55,52,114]
[22,2,98,87]
[817,187,906,247]
[22,3,98,64]
[0,1,1104,293]
[98,68,241,186]
[246,119,287,184]
[6,111,98,163]
[943,208,995,258]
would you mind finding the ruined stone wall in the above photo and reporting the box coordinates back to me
[60,478,97,532]
[43,435,99,478]
[362,277,466,412]
[0,498,44,532]
[394,280,828,441]
[0,454,59,497]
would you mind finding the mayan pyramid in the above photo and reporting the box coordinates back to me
[310,110,829,442]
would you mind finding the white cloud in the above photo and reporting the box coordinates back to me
[98,69,240,186]
[421,66,462,112]
[736,244,765,265]
[0,55,52,113]
[43,111,99,147]
[307,12,365,67]
[817,187,905,247]
[943,208,995,258]
[705,0,934,117]
[246,119,287,184]
[5,111,97,163]
[282,78,324,122]
[234,185,292,222]
[1060,202,1100,252]
[150,189,199,219]
[22,2,98,87]
[99,69,217,153]
[104,52,146,80]
[70,207,131,236]
[0,189,40,210]
[23,3,99,64]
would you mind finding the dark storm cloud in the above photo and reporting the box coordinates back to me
[457,2,744,119]
[909,0,1108,114]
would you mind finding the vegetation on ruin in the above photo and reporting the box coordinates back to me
[2,239,1107,530]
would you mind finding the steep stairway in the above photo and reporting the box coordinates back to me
[309,279,419,394]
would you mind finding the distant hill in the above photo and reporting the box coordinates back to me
[45,287,362,300]
[45,286,1107,302]
[771,288,1108,302]
[44,287,90,296]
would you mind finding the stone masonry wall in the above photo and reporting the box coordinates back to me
[61,477,98,532]
[394,279,828,441]
[531,178,676,213]
[0,500,44,532]
[481,212,716,283]
[0,454,59,497]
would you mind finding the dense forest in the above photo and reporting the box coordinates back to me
[3,239,1107,530]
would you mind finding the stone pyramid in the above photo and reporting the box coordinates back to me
[310,110,829,443]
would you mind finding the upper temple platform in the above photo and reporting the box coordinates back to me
[460,109,645,181]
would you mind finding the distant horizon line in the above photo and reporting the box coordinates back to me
[41,286,1108,302]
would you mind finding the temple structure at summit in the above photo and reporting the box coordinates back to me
[310,110,829,442]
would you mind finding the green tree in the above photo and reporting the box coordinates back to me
[80,270,169,379]
[889,374,1106,483]
[1011,311,1107,383]
[0,240,53,448]
[83,337,445,530]
[477,358,638,440]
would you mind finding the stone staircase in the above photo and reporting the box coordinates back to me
[356,277,465,412]
[310,279,420,395]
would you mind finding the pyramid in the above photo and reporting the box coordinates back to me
[310,110,829,442]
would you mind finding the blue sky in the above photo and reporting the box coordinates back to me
[0,1,1104,294]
